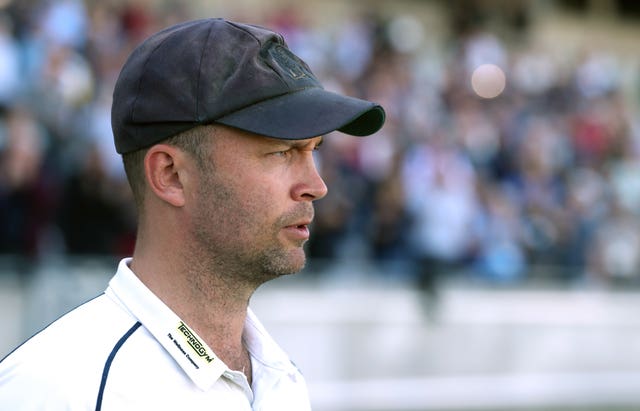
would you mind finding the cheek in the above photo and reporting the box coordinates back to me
[242,182,286,226]
[195,161,292,231]
[239,170,290,207]
[214,174,284,228]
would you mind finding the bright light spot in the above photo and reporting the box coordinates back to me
[471,64,506,99]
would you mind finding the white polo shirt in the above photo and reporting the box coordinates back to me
[0,258,311,410]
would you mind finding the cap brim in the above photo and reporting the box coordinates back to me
[214,88,385,140]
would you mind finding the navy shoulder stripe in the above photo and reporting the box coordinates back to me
[95,322,142,411]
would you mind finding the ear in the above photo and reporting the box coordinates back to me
[144,144,187,208]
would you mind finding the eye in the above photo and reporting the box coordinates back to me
[271,149,292,158]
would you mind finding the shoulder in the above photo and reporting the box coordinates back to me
[0,294,142,409]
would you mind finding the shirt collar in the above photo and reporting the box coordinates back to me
[106,258,299,392]
[106,258,227,391]
[243,308,298,374]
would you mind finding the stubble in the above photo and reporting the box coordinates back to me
[191,169,310,289]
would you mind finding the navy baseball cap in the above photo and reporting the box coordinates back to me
[112,18,386,154]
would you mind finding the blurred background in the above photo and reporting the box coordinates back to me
[1,0,640,409]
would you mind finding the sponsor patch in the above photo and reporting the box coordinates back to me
[167,321,215,368]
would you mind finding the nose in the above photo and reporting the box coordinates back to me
[291,153,328,201]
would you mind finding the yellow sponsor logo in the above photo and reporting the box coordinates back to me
[177,321,214,363]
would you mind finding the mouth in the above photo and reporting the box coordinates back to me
[283,220,312,241]
[286,221,311,231]
[292,219,312,228]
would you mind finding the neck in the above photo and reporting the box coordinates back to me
[130,247,257,373]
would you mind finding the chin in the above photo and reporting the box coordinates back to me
[263,248,307,278]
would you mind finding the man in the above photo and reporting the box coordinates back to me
[0,18,384,410]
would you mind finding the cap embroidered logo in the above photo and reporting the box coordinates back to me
[267,44,315,82]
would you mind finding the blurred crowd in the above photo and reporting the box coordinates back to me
[1,0,639,288]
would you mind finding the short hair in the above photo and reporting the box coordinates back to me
[122,125,214,213]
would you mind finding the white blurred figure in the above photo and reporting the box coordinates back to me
[386,14,425,55]
[588,199,640,285]
[511,48,559,97]
[576,51,621,99]
[474,182,526,283]
[88,85,126,182]
[564,167,609,280]
[402,130,479,301]
[463,29,508,76]
[589,131,640,285]
[0,14,20,107]
[333,14,375,82]
[48,46,93,108]
[39,0,88,49]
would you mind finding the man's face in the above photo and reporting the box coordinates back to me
[187,126,327,284]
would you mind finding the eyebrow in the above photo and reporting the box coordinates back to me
[276,136,324,150]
